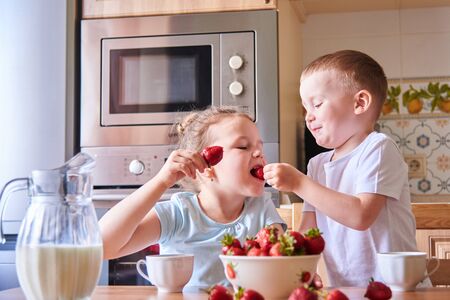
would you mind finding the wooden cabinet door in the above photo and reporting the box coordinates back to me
[82,0,277,19]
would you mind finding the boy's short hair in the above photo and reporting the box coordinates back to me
[301,50,387,117]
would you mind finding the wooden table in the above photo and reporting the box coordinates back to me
[1,285,450,299]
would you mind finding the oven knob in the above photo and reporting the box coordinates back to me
[229,81,244,96]
[229,55,244,70]
[129,159,145,175]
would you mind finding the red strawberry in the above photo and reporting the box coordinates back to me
[255,227,278,250]
[202,146,223,167]
[227,246,246,256]
[269,233,295,256]
[364,278,392,300]
[235,287,265,300]
[226,263,236,279]
[247,247,262,256]
[288,286,318,300]
[221,234,242,255]
[250,166,265,180]
[243,237,260,252]
[208,284,233,300]
[289,230,305,251]
[304,228,325,255]
[300,271,311,283]
[326,289,349,300]
[269,242,283,256]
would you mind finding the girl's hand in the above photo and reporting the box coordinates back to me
[263,163,304,192]
[156,149,208,189]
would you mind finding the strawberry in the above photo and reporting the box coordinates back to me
[268,242,283,256]
[246,247,262,256]
[364,278,392,300]
[300,271,311,283]
[288,286,318,300]
[226,263,236,279]
[326,289,349,300]
[227,246,246,256]
[288,230,305,251]
[221,234,242,255]
[255,227,279,251]
[304,228,325,255]
[243,237,260,252]
[309,277,323,290]
[269,233,295,256]
[250,166,264,180]
[202,146,223,167]
[235,287,265,300]
[207,284,233,300]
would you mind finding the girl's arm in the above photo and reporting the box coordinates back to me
[99,149,207,259]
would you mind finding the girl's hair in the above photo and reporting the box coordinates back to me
[300,50,387,117]
[172,106,252,191]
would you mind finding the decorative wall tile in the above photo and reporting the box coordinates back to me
[378,78,450,199]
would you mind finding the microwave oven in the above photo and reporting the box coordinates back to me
[80,10,279,189]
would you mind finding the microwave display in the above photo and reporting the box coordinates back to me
[109,46,212,115]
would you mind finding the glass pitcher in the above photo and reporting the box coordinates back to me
[0,152,103,300]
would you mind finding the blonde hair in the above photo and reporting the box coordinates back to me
[301,50,387,118]
[172,106,252,191]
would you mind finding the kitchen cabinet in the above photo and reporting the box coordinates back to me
[413,204,450,259]
[82,0,277,19]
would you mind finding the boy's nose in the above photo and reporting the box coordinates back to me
[305,111,314,122]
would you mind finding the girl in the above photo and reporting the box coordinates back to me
[99,107,286,287]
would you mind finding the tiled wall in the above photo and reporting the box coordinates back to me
[301,7,450,202]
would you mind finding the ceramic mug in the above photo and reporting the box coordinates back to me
[377,252,440,291]
[136,254,194,293]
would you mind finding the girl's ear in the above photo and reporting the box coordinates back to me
[354,90,372,115]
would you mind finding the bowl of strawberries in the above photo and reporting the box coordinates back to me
[219,227,324,300]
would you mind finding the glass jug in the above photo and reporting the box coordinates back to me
[0,152,103,300]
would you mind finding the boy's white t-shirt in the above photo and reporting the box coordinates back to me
[303,132,418,287]
[154,191,286,288]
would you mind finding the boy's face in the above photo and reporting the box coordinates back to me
[300,70,359,150]
[205,116,266,197]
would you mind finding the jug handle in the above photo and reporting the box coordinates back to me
[0,178,28,244]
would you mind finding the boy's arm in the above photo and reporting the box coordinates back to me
[264,163,386,231]
[294,175,387,230]
[298,211,317,232]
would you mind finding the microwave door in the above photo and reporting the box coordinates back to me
[101,34,220,126]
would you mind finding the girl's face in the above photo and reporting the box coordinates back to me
[206,116,266,197]
[300,70,359,151]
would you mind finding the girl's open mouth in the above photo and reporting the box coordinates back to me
[250,165,265,180]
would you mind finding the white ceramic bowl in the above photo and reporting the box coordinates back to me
[219,254,320,299]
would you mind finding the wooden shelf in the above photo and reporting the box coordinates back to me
[412,203,450,229]
[82,0,277,19]
[300,0,450,15]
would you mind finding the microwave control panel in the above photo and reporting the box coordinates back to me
[81,145,177,187]
[220,32,255,119]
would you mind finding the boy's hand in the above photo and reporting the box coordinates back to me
[263,163,303,192]
[156,149,207,189]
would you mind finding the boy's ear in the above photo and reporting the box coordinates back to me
[354,90,372,115]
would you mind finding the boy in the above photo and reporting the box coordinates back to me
[264,50,419,287]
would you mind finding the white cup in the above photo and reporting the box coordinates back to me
[377,252,440,291]
[136,254,194,293]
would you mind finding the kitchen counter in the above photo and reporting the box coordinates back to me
[1,286,450,299]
